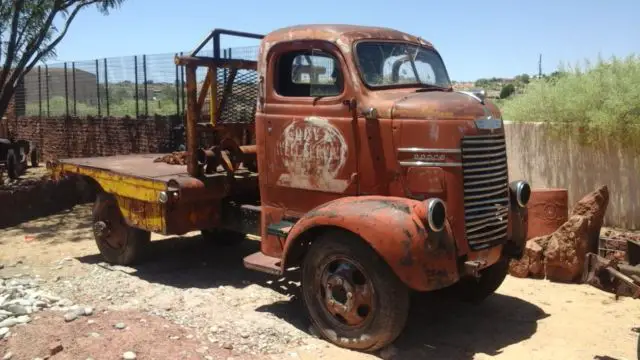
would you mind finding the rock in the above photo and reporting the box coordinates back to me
[509,237,547,278]
[114,322,126,329]
[84,307,93,316]
[14,315,30,324]
[0,318,19,328]
[196,346,209,354]
[57,299,73,307]
[544,215,590,283]
[0,328,8,337]
[64,312,78,322]
[122,351,137,360]
[49,342,64,356]
[2,352,13,360]
[570,185,609,254]
[88,332,100,338]
[0,264,4,270]
[222,342,234,350]
[4,304,28,316]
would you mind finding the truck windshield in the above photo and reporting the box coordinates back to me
[355,42,451,89]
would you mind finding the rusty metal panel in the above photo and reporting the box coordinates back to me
[281,196,463,292]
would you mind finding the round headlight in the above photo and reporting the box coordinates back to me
[426,198,446,232]
[515,181,531,207]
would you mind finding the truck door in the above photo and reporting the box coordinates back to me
[260,41,358,208]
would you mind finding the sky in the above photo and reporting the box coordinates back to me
[50,0,640,81]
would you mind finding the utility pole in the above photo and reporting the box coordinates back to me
[538,54,542,78]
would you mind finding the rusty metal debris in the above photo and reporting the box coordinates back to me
[153,151,188,165]
[583,238,640,299]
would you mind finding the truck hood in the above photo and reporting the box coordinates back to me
[369,90,501,121]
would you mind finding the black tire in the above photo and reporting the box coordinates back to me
[450,258,509,304]
[30,146,39,167]
[301,230,409,352]
[92,192,150,265]
[6,150,18,179]
[200,228,246,246]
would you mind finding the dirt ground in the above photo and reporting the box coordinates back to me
[0,204,639,360]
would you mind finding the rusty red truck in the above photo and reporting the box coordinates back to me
[49,24,531,351]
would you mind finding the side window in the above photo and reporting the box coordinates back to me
[275,49,343,97]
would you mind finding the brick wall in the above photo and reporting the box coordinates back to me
[1,97,15,138]
[8,115,180,160]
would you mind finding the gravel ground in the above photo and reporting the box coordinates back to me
[0,204,639,360]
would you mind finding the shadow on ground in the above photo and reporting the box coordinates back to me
[2,205,93,243]
[77,234,297,293]
[77,234,549,360]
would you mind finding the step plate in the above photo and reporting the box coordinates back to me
[243,252,283,276]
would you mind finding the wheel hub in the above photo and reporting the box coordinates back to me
[93,221,111,241]
[318,260,374,327]
[325,274,355,313]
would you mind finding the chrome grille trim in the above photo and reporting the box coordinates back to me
[461,133,510,250]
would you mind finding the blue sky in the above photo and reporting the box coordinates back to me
[51,0,639,81]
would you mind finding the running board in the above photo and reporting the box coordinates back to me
[243,252,283,276]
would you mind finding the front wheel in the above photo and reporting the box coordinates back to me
[92,193,150,265]
[301,230,409,352]
[450,258,509,303]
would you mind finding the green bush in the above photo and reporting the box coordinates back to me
[499,84,515,99]
[500,54,640,151]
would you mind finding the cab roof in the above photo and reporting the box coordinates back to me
[263,24,433,49]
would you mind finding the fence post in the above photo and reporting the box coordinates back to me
[45,65,50,117]
[72,62,77,116]
[104,58,109,117]
[143,54,148,117]
[174,53,180,117]
[64,62,69,117]
[224,49,228,83]
[37,66,42,118]
[95,59,101,117]
[134,55,139,118]
[179,52,185,116]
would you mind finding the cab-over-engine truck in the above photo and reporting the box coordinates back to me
[49,25,531,351]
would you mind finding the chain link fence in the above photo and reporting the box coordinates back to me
[12,46,259,119]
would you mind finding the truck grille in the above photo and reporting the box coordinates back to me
[461,134,510,250]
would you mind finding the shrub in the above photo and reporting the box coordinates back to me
[500,54,640,152]
[499,84,515,99]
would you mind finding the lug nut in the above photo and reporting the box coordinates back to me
[347,292,353,299]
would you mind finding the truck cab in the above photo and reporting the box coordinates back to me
[49,24,530,353]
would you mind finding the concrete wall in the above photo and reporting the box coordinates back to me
[505,121,639,230]
[8,115,178,160]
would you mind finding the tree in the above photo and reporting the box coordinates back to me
[0,0,124,120]
[515,73,530,84]
[499,83,515,99]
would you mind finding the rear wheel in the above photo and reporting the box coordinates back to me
[301,230,409,352]
[451,258,509,303]
[92,192,150,265]
[6,150,18,179]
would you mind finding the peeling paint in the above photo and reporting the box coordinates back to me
[275,117,349,192]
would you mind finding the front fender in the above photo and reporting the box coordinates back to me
[281,195,460,291]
